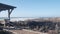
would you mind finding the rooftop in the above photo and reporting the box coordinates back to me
[0,3,16,11]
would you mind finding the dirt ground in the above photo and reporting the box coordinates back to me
[9,29,48,34]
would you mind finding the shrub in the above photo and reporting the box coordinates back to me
[0,30,13,34]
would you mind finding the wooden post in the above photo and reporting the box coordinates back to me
[8,9,10,21]
[7,9,13,27]
[8,9,13,23]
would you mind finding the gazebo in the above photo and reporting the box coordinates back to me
[0,3,16,27]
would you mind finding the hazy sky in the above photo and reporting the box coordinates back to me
[0,0,60,17]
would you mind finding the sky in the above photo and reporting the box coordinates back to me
[0,0,60,17]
